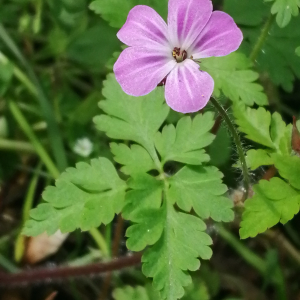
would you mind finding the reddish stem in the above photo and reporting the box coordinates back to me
[0,254,141,288]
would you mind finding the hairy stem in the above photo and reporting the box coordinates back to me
[210,97,250,199]
[250,14,275,63]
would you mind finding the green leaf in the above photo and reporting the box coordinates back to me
[94,74,169,153]
[246,149,273,170]
[155,112,215,165]
[224,0,270,26]
[182,280,210,300]
[233,102,274,148]
[142,203,213,300]
[240,178,300,239]
[0,58,13,96]
[67,23,120,72]
[110,143,155,175]
[233,102,292,155]
[123,174,164,251]
[168,166,234,222]
[201,53,267,106]
[113,285,161,300]
[296,46,300,56]
[89,0,134,28]
[266,0,300,27]
[208,125,232,167]
[23,158,126,236]
[89,0,168,28]
[239,15,300,91]
[272,154,300,189]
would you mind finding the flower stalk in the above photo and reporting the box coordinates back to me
[210,97,250,199]
[250,14,275,63]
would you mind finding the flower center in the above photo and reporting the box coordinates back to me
[172,47,187,63]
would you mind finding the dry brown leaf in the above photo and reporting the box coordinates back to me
[25,231,68,264]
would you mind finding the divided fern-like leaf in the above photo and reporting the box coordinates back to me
[240,178,300,238]
[142,203,213,300]
[155,112,215,165]
[94,74,169,152]
[113,285,161,300]
[89,0,168,28]
[23,158,126,236]
[266,0,300,27]
[272,154,300,189]
[224,0,300,91]
[122,165,232,299]
[233,102,292,168]
[201,53,268,106]
[168,166,234,222]
[110,143,156,175]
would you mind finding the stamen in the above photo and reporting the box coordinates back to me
[172,47,188,63]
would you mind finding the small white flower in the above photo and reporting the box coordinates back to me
[73,137,93,157]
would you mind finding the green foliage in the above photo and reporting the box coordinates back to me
[224,0,269,26]
[142,203,213,300]
[94,74,169,154]
[89,0,135,28]
[168,166,234,222]
[246,149,273,170]
[155,113,215,165]
[224,0,300,91]
[110,143,155,175]
[240,178,300,238]
[89,0,168,28]
[0,58,13,96]
[233,102,292,156]
[113,285,161,300]
[233,102,274,148]
[234,103,300,239]
[266,0,300,27]
[67,22,120,71]
[201,53,268,106]
[93,74,232,299]
[296,46,300,56]
[272,154,300,189]
[113,280,210,300]
[23,158,126,236]
[208,126,232,167]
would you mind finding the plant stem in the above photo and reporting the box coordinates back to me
[0,52,37,96]
[216,224,266,274]
[15,166,42,262]
[0,254,141,287]
[8,100,60,179]
[0,253,19,273]
[89,228,109,258]
[0,23,67,171]
[210,97,250,199]
[265,230,300,266]
[250,14,275,63]
[0,138,35,153]
[99,215,125,300]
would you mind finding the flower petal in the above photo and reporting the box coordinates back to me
[189,11,243,59]
[165,59,214,113]
[114,47,176,96]
[117,5,170,50]
[167,0,213,50]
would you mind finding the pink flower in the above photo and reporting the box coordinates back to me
[113,0,243,113]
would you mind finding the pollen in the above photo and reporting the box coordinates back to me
[172,47,187,63]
